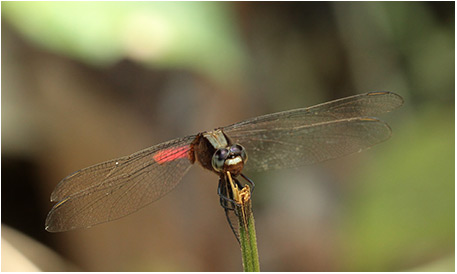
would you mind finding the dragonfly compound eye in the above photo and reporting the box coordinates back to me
[212,148,229,172]
[230,144,247,162]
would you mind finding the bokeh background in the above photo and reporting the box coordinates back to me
[2,2,454,271]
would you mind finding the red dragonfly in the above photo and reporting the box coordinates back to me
[45,92,403,233]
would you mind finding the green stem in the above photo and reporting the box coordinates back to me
[239,209,260,271]
[226,174,260,271]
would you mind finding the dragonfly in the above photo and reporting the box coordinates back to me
[45,91,403,235]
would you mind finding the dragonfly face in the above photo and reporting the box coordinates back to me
[212,144,247,176]
[190,129,248,176]
[45,91,403,233]
[205,129,248,175]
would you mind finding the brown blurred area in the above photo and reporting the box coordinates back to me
[2,2,454,271]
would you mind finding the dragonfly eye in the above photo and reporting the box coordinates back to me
[212,148,229,171]
[230,144,247,162]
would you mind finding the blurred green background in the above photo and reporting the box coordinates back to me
[1,2,454,271]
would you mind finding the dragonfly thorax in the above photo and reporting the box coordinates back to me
[212,144,247,176]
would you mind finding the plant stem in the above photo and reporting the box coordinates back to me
[239,210,260,272]
[225,172,260,271]
[236,186,260,272]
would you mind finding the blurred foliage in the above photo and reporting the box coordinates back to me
[384,2,454,101]
[340,106,454,271]
[332,3,454,271]
[2,2,247,84]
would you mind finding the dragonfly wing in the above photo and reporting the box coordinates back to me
[223,92,402,172]
[223,92,403,132]
[46,135,197,232]
[226,118,392,172]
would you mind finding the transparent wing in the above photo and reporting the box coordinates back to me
[223,92,403,172]
[45,135,197,232]
[224,92,403,132]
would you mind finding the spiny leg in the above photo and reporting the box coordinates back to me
[218,176,241,242]
[217,177,237,211]
[224,208,240,243]
[240,173,255,194]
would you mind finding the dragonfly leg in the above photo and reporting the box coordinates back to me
[234,177,243,189]
[224,208,240,244]
[219,195,236,211]
[240,173,255,194]
[217,178,237,211]
[217,176,244,244]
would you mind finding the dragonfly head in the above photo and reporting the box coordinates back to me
[211,144,247,176]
